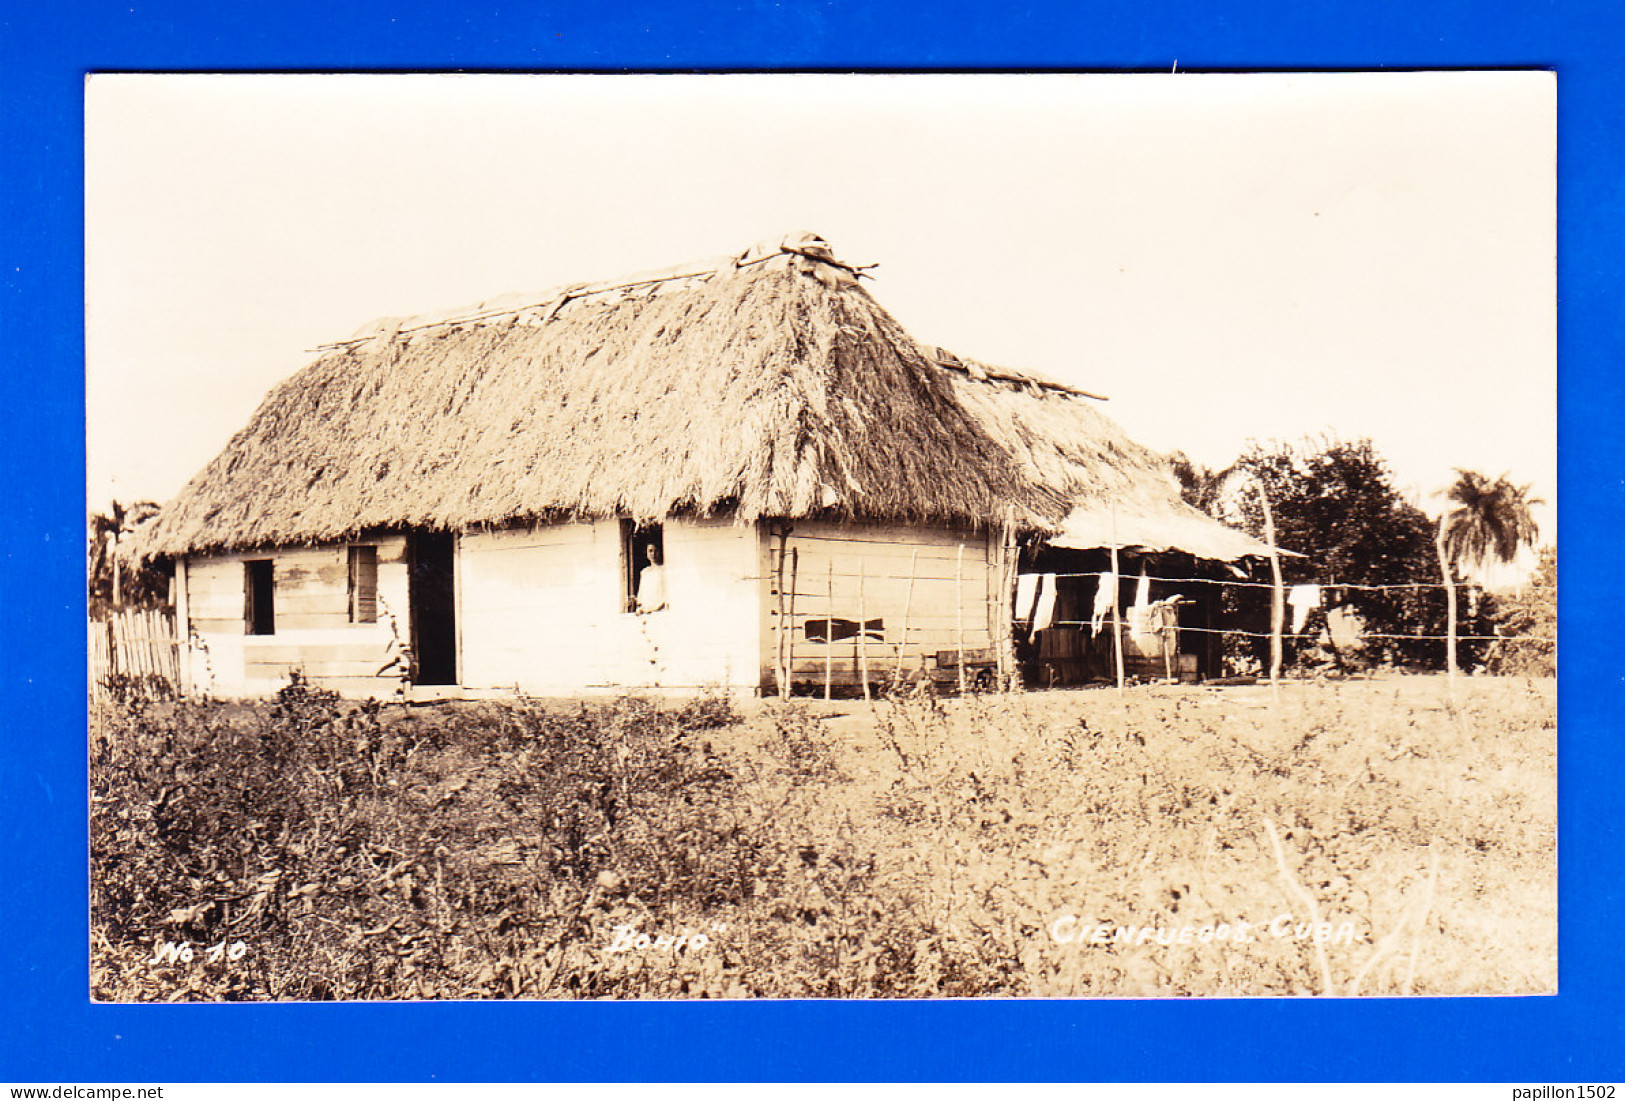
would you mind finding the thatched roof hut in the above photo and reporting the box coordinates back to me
[142,233,1256,561]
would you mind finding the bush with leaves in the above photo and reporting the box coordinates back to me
[1486,545,1556,676]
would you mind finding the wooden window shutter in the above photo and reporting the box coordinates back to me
[348,545,378,624]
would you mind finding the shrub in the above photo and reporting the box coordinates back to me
[1485,545,1556,677]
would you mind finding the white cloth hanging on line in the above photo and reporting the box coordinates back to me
[1090,571,1117,636]
[1032,573,1058,631]
[1288,583,1321,633]
[1130,569,1168,654]
[1014,573,1042,624]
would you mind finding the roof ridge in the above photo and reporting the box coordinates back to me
[923,345,1107,401]
[318,232,870,352]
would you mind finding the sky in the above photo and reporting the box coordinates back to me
[85,72,1556,579]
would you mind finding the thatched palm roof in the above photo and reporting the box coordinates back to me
[141,234,1264,559]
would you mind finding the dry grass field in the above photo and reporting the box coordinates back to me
[91,673,1555,1000]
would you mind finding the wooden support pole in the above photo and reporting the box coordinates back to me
[858,556,871,702]
[824,558,834,702]
[985,529,998,688]
[956,543,967,695]
[773,528,788,697]
[1259,484,1284,697]
[1000,511,1018,691]
[1436,516,1458,686]
[786,547,799,698]
[1163,606,1174,683]
[898,549,918,693]
[1110,507,1125,696]
[174,557,190,695]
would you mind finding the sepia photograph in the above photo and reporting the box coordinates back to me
[85,71,1556,1002]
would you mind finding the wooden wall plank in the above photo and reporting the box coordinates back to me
[273,614,352,633]
[246,642,394,665]
[247,659,395,679]
[764,519,997,690]
[271,592,349,616]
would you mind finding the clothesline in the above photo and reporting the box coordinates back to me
[761,569,1498,593]
[1028,572,1481,593]
[1046,620,1553,644]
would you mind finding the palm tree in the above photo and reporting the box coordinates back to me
[1436,470,1542,679]
[1167,452,1231,513]
[89,500,161,610]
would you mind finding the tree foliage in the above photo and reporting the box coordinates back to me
[1167,452,1228,514]
[1487,544,1556,676]
[89,500,169,616]
[1440,470,1541,573]
[1189,437,1494,671]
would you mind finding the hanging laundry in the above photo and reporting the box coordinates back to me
[1124,568,1155,651]
[1014,573,1042,626]
[1090,570,1117,636]
[1131,596,1183,661]
[1288,583,1322,634]
[1031,573,1058,631]
[1133,567,1152,612]
[1326,606,1365,650]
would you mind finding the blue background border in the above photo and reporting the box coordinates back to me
[4,0,1621,1082]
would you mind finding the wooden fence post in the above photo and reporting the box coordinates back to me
[1110,506,1125,696]
[786,547,799,698]
[824,559,834,702]
[1258,483,1284,698]
[955,543,967,695]
[999,511,1017,690]
[897,549,918,694]
[1436,517,1458,687]
[773,528,788,697]
[858,556,871,702]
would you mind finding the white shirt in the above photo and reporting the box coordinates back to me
[636,564,667,613]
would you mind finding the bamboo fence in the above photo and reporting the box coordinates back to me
[89,608,180,701]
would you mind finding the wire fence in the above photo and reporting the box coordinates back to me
[106,557,1548,704]
[755,567,1555,645]
[1045,622,1548,643]
[758,554,1553,699]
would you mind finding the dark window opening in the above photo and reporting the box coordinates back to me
[348,545,378,624]
[244,559,275,635]
[621,520,665,613]
[804,617,884,643]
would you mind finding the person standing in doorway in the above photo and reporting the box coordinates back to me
[636,543,667,613]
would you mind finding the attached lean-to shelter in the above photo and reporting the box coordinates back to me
[138,233,1271,699]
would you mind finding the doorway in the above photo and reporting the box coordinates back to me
[408,531,457,686]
